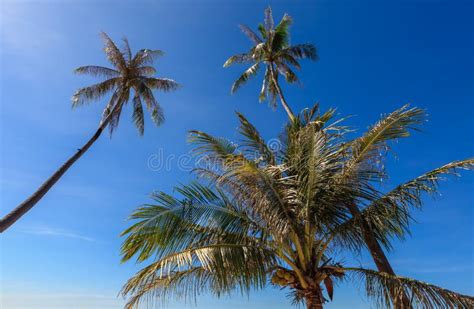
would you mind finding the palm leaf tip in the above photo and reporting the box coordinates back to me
[264,6,274,31]
[239,24,262,44]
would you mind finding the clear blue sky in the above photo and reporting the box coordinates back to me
[1,0,473,308]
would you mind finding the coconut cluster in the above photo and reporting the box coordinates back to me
[271,269,297,287]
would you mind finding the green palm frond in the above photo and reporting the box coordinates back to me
[266,69,279,108]
[231,62,261,93]
[347,268,474,308]
[123,106,473,308]
[188,130,237,159]
[224,6,317,117]
[257,23,267,40]
[121,182,277,307]
[236,112,276,165]
[272,14,292,51]
[342,105,425,182]
[349,105,425,166]
[345,158,474,246]
[122,267,209,309]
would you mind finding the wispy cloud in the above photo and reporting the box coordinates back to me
[16,226,95,242]
[2,292,123,309]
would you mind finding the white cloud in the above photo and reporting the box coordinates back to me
[16,226,95,242]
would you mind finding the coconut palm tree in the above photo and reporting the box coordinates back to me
[121,105,473,308]
[224,6,318,121]
[0,33,179,233]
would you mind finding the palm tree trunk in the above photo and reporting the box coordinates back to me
[268,64,296,122]
[347,203,411,308]
[0,106,117,233]
[305,290,324,309]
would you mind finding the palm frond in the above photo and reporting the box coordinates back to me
[258,67,270,102]
[276,62,299,83]
[137,66,157,76]
[272,14,293,51]
[134,83,165,126]
[108,88,129,135]
[122,105,472,308]
[257,23,267,40]
[132,49,164,67]
[132,92,145,135]
[236,112,275,165]
[121,37,132,63]
[266,67,279,108]
[352,159,474,244]
[239,24,262,44]
[73,65,120,78]
[284,44,319,61]
[264,6,274,31]
[122,267,209,309]
[71,78,120,107]
[144,77,180,92]
[100,32,127,71]
[231,62,261,93]
[122,238,274,309]
[343,105,425,179]
[278,53,301,70]
[347,267,474,308]
[223,53,252,67]
[188,131,237,159]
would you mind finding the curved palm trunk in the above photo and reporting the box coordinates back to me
[0,107,117,233]
[347,203,411,308]
[268,64,296,122]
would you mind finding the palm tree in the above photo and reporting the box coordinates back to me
[121,105,473,308]
[224,6,318,122]
[0,33,179,233]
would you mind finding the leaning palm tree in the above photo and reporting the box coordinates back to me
[0,33,179,233]
[121,105,473,308]
[224,6,318,121]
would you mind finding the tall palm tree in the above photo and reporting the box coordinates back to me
[0,33,179,233]
[121,106,473,308]
[224,6,318,122]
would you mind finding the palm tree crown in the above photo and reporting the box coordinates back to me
[121,105,473,308]
[224,7,318,120]
[72,32,179,135]
[0,33,180,233]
